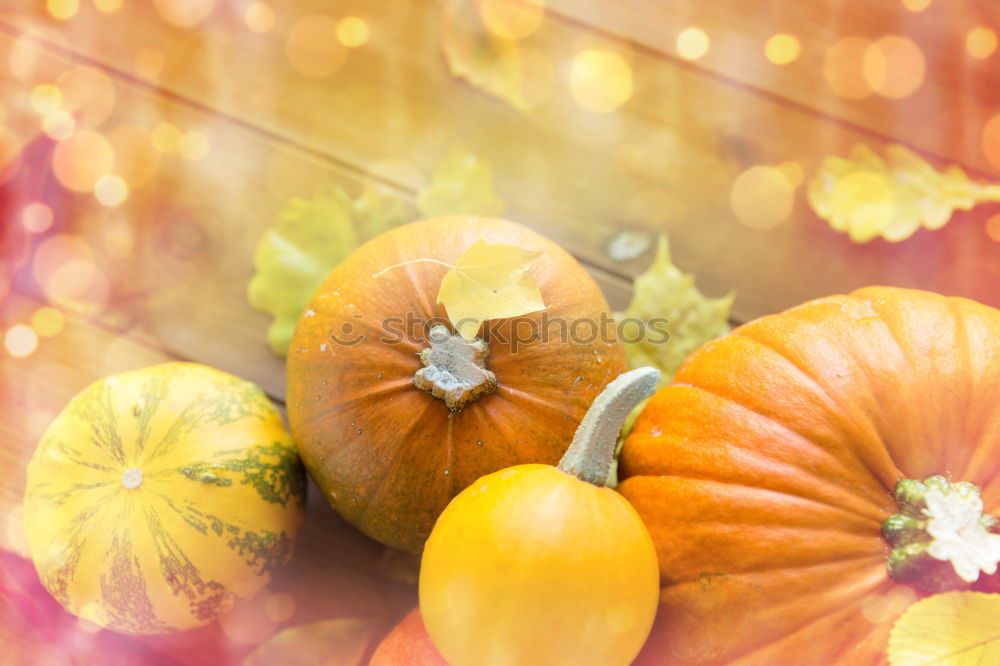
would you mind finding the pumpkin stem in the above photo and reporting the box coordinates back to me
[557,367,660,487]
[414,325,497,411]
[883,475,1000,593]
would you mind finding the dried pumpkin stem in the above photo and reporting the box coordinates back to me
[558,367,660,487]
[414,325,497,411]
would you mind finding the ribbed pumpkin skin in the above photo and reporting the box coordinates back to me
[23,363,306,635]
[287,217,626,553]
[620,286,1000,665]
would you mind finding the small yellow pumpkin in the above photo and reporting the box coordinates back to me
[419,367,661,666]
[23,362,305,634]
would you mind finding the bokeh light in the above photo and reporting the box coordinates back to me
[286,15,346,78]
[824,37,873,99]
[901,0,931,11]
[982,113,1000,170]
[864,35,925,99]
[21,202,54,233]
[57,65,117,128]
[730,166,795,230]
[41,111,74,141]
[569,49,633,113]
[4,326,38,359]
[30,84,62,114]
[33,234,110,313]
[244,2,275,34]
[497,47,555,110]
[94,0,123,13]
[104,220,135,259]
[180,130,210,161]
[336,17,370,48]
[32,307,65,337]
[152,121,183,152]
[134,48,166,79]
[776,161,805,188]
[107,124,161,187]
[155,0,215,28]
[480,0,545,40]
[986,213,1000,243]
[264,592,297,623]
[47,0,79,20]
[94,175,129,207]
[966,26,998,60]
[4,503,30,558]
[765,34,801,65]
[676,27,710,61]
[53,130,115,192]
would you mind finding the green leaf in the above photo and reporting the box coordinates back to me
[615,235,733,386]
[247,184,405,356]
[417,146,505,219]
[888,592,1000,665]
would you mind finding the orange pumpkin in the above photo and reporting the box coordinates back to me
[286,217,626,552]
[620,286,1000,665]
[369,609,448,666]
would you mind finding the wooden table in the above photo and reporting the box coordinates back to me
[2,1,998,663]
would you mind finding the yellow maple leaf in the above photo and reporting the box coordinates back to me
[438,240,546,339]
[615,235,733,386]
[807,143,1000,243]
[888,592,1000,665]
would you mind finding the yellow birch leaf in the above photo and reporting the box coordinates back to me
[615,235,733,386]
[887,592,1000,666]
[437,240,546,339]
[807,143,1000,243]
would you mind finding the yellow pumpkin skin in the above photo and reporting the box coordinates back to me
[23,362,306,635]
[621,287,1000,665]
[419,463,660,666]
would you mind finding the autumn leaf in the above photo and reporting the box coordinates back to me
[615,235,733,386]
[417,146,505,219]
[247,184,405,356]
[807,143,1000,243]
[887,592,1000,665]
[438,240,545,339]
[243,615,389,666]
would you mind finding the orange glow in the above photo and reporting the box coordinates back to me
[5,325,39,358]
[32,307,65,337]
[987,213,1000,242]
[180,130,210,160]
[765,34,801,65]
[776,161,805,188]
[569,49,633,113]
[41,110,76,140]
[152,121,183,152]
[0,133,22,186]
[286,15,346,78]
[824,37,873,99]
[967,26,998,59]
[30,84,62,114]
[244,2,275,34]
[730,166,795,230]
[864,35,925,99]
[676,27,710,61]
[94,0,123,14]
[58,66,117,128]
[901,0,932,11]
[94,175,128,207]
[107,125,161,187]
[336,16,370,48]
[982,113,1000,169]
[52,130,114,193]
[155,0,215,28]
[21,202,54,233]
[480,0,545,40]
[47,0,79,20]
[134,48,166,79]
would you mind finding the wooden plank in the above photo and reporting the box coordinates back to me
[2,0,997,325]
[545,0,1000,178]
[0,292,415,664]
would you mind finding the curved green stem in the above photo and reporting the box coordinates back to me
[557,367,660,487]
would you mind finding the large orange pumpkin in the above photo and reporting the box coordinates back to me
[287,217,626,552]
[620,286,1000,665]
